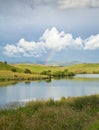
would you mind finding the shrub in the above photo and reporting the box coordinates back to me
[68,72,75,76]
[41,70,51,76]
[11,68,17,72]
[41,71,47,75]
[24,69,31,74]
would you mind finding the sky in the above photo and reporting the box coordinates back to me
[0,0,99,63]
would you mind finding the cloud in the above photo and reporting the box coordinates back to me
[3,27,99,57]
[0,0,99,15]
[41,27,83,50]
[84,34,99,50]
[58,0,99,9]
[4,39,46,57]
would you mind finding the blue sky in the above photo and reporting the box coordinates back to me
[0,0,99,63]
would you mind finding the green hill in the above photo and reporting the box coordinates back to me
[0,62,23,72]
[0,62,99,74]
[67,63,99,74]
[14,63,66,74]
[0,62,48,82]
[14,63,99,74]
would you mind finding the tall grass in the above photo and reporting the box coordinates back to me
[0,95,99,130]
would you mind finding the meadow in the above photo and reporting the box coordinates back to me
[0,95,99,130]
[0,62,48,83]
[14,63,99,74]
[67,63,99,74]
[0,61,99,85]
[0,62,72,83]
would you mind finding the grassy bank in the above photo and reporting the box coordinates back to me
[0,70,48,82]
[0,62,99,84]
[0,95,99,130]
[0,62,74,83]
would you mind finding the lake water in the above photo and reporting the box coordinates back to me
[0,74,99,106]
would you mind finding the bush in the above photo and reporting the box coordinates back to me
[24,69,31,74]
[68,72,75,76]
[41,70,51,76]
[11,68,17,72]
[41,71,47,75]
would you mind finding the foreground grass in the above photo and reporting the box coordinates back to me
[0,95,99,130]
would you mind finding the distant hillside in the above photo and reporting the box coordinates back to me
[13,60,80,66]
[67,63,99,74]
[0,62,99,74]
[45,61,80,66]
[14,63,66,74]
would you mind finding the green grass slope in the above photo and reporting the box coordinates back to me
[67,63,99,74]
[14,64,66,73]
[15,63,99,74]
[1,62,99,74]
[0,62,48,82]
[0,62,23,72]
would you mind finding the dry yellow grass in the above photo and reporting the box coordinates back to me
[0,70,48,81]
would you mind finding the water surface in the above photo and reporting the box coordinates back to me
[0,74,99,106]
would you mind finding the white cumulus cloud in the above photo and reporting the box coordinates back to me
[4,39,46,57]
[84,34,99,50]
[3,27,99,57]
[41,27,83,50]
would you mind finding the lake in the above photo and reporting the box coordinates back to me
[0,74,99,106]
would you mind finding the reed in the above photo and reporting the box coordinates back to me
[0,95,99,130]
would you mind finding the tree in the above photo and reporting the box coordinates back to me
[4,61,7,64]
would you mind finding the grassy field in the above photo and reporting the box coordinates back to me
[0,95,99,130]
[0,62,49,82]
[14,63,66,73]
[14,63,99,74]
[1,62,99,74]
[67,63,99,74]
[0,62,99,84]
[0,70,48,82]
[0,62,23,72]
